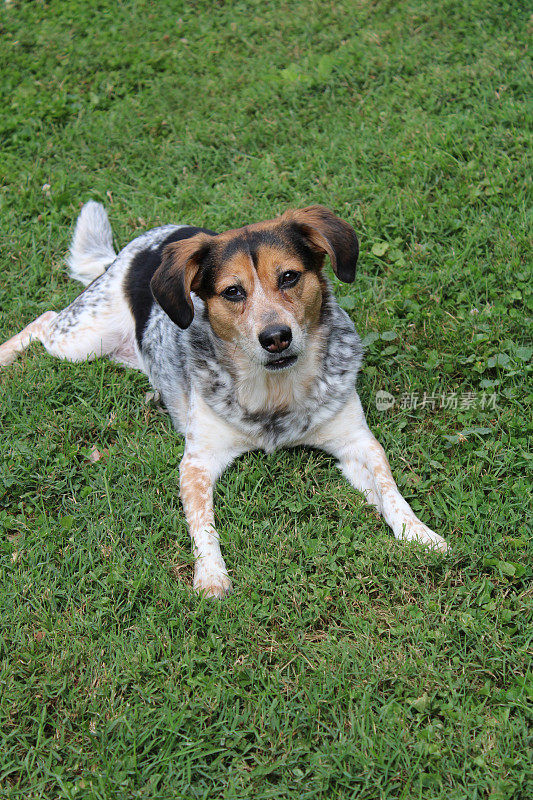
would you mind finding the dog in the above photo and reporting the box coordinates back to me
[0,202,447,597]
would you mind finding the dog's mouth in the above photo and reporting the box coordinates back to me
[264,354,298,371]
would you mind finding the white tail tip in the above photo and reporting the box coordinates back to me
[68,201,116,285]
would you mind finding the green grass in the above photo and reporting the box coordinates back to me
[0,0,531,797]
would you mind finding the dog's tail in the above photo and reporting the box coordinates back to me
[67,201,116,285]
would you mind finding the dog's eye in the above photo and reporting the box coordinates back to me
[279,270,301,289]
[220,285,246,302]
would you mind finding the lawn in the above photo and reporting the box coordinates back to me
[0,0,531,798]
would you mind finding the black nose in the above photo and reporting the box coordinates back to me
[258,325,292,353]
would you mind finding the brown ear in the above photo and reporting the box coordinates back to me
[150,234,212,329]
[284,205,359,283]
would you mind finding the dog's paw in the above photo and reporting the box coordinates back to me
[194,563,233,599]
[0,343,17,367]
[400,522,448,553]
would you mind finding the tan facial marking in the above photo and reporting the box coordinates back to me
[207,250,255,342]
[205,236,324,344]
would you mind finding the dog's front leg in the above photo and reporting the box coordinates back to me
[307,392,448,552]
[178,399,248,598]
[179,449,234,598]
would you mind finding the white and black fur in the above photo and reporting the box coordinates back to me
[0,202,447,597]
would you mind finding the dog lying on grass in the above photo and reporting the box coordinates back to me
[0,203,447,596]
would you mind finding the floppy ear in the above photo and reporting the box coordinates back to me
[285,205,359,283]
[150,234,212,329]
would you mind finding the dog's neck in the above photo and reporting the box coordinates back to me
[228,330,328,415]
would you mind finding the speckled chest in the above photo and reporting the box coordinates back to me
[142,298,363,452]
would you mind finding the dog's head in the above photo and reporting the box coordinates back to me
[150,206,358,371]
